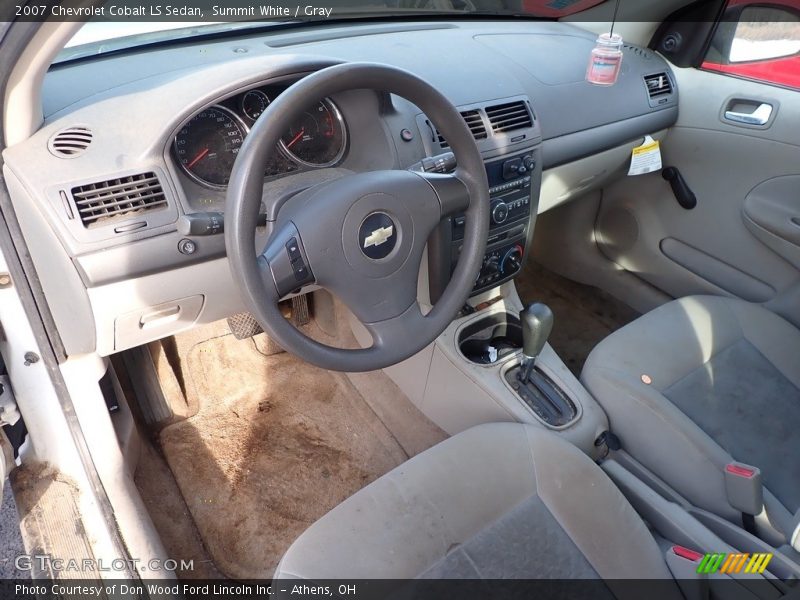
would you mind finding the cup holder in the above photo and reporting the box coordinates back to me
[458,312,522,365]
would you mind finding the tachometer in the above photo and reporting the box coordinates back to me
[174,105,247,188]
[280,99,346,167]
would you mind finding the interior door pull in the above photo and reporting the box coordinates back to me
[724,103,773,126]
[662,167,697,210]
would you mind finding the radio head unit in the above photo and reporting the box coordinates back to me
[428,147,543,303]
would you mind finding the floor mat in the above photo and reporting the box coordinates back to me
[159,332,410,579]
[516,261,640,377]
[134,443,222,579]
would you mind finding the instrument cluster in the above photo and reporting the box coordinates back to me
[173,83,347,188]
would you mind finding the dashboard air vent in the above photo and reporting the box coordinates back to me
[435,110,487,148]
[71,172,168,227]
[48,126,93,158]
[644,73,673,99]
[486,101,532,134]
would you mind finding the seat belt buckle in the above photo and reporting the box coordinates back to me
[666,546,709,600]
[724,462,763,516]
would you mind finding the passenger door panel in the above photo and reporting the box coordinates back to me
[595,65,800,321]
[743,175,800,269]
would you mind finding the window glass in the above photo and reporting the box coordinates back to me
[730,6,800,62]
[703,2,800,90]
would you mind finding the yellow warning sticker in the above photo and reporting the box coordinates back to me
[628,135,662,176]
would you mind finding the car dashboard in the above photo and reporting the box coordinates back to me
[1,20,679,357]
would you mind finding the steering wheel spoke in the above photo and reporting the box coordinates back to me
[363,301,426,351]
[416,171,471,218]
[259,222,316,299]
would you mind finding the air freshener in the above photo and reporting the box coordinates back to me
[586,33,624,86]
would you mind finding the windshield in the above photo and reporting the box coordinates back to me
[54,0,607,64]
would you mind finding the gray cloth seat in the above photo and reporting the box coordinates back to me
[582,295,800,549]
[276,422,682,595]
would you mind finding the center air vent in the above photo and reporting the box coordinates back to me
[434,110,488,148]
[48,126,93,158]
[644,73,673,99]
[71,172,168,227]
[486,101,533,134]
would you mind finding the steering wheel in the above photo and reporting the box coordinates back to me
[225,63,489,372]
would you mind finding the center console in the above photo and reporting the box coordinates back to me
[352,97,607,455]
[427,146,543,303]
[361,279,610,458]
[457,302,581,429]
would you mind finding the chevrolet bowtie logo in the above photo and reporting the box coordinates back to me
[363,225,394,249]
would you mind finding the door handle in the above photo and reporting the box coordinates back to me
[724,102,773,126]
[139,305,181,329]
[662,167,697,210]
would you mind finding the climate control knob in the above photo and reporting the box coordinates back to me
[491,200,509,225]
[500,246,523,275]
[484,255,500,273]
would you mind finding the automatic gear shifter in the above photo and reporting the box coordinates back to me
[507,302,577,427]
[519,303,554,383]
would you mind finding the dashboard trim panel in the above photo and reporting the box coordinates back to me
[0,22,681,356]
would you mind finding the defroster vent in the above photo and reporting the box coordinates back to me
[71,172,168,227]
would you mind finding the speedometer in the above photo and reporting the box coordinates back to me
[280,99,346,167]
[174,105,247,188]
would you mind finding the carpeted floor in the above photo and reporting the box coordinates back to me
[152,313,445,579]
[134,442,222,579]
[516,261,640,377]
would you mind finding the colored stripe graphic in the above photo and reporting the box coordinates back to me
[745,553,772,574]
[697,552,772,574]
[697,553,725,574]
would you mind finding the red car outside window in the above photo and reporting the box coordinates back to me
[702,0,800,90]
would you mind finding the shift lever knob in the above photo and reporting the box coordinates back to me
[521,302,553,362]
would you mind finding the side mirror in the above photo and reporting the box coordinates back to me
[728,6,800,64]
